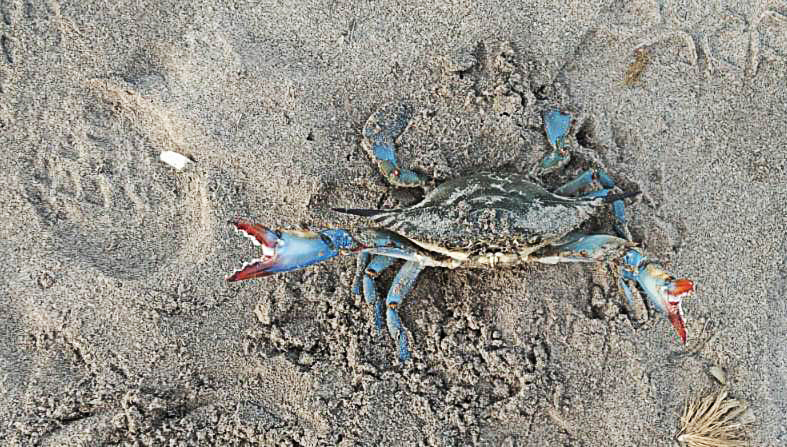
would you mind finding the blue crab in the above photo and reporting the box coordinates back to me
[227,102,695,362]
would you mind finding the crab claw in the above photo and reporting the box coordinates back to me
[640,267,694,343]
[623,249,695,343]
[226,219,355,281]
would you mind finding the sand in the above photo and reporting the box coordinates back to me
[1,1,785,445]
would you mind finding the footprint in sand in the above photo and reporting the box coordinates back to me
[20,78,212,281]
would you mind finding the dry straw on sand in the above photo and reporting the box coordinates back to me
[677,387,754,447]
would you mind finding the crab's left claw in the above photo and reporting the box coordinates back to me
[622,249,695,343]
[226,218,356,281]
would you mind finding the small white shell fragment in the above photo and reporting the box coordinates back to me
[708,365,727,385]
[159,150,192,171]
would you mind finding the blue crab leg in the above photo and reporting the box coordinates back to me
[537,233,634,264]
[362,102,429,188]
[552,169,597,195]
[537,108,573,174]
[554,169,630,240]
[352,252,383,332]
[358,255,396,333]
[352,252,370,295]
[385,260,425,362]
[544,108,572,149]
[227,219,432,360]
[537,234,694,343]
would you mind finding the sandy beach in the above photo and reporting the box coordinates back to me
[1,1,785,445]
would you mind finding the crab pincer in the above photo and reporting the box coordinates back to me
[547,234,695,343]
[620,249,695,343]
[225,218,358,281]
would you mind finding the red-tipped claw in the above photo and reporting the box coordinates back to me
[640,264,695,343]
[226,219,354,281]
[225,219,284,281]
[664,278,695,344]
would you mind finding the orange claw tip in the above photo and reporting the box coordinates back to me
[667,279,695,298]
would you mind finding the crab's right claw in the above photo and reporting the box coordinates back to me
[226,219,354,281]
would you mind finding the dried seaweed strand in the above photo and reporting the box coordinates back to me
[677,387,751,447]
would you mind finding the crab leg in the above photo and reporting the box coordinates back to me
[385,260,425,362]
[227,220,415,282]
[554,169,616,196]
[537,233,633,264]
[362,102,429,188]
[228,219,432,362]
[535,108,573,175]
[352,252,370,295]
[538,234,694,343]
[225,219,359,281]
[554,169,630,240]
[354,254,396,333]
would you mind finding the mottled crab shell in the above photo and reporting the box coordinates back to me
[365,172,606,257]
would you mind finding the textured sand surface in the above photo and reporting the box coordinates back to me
[1,1,785,445]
